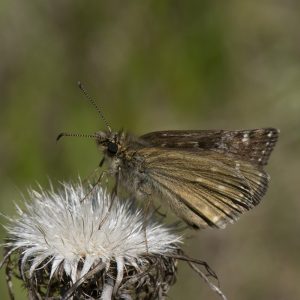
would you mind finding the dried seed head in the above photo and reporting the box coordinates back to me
[2,182,182,299]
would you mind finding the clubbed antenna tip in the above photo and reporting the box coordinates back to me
[77,81,83,90]
[56,133,64,142]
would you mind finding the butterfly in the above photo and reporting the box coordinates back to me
[57,82,279,229]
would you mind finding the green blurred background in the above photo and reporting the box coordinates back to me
[0,1,299,299]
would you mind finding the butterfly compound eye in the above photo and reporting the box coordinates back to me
[107,141,118,155]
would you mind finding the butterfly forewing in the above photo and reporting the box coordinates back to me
[132,147,270,229]
[140,128,279,166]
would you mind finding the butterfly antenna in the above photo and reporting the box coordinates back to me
[56,132,99,142]
[77,81,112,133]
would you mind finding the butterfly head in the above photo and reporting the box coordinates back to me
[95,131,120,157]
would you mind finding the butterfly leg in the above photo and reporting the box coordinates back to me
[80,170,108,203]
[98,168,120,230]
[134,180,154,252]
[111,167,120,200]
[151,203,166,218]
[143,197,151,253]
[82,157,105,185]
[99,157,105,168]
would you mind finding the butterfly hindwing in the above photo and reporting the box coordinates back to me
[136,147,269,229]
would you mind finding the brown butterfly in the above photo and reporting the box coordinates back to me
[57,82,279,229]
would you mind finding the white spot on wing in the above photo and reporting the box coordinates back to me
[212,215,221,224]
[242,133,249,143]
[267,132,273,138]
[218,185,226,190]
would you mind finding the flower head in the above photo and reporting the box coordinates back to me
[2,182,182,299]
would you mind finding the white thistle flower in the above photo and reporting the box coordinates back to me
[1,182,182,299]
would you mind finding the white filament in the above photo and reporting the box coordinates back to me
[4,182,182,284]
